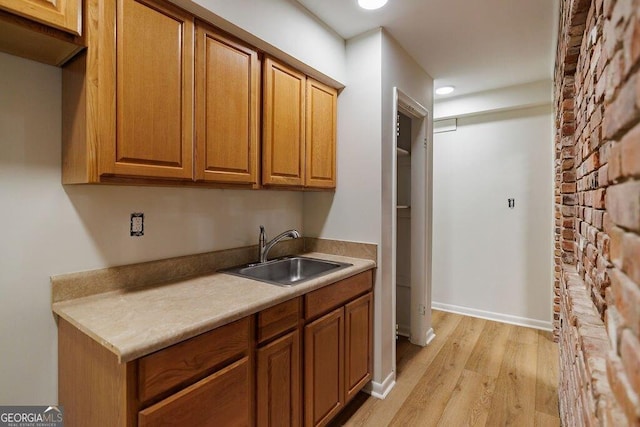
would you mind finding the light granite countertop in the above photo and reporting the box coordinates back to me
[52,252,375,363]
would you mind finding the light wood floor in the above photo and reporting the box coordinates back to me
[330,310,560,427]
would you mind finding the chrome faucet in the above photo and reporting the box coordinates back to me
[259,225,301,263]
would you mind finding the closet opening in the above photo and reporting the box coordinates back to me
[391,88,434,380]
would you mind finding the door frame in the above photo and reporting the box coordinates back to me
[389,87,435,374]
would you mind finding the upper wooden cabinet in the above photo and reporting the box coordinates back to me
[61,1,338,189]
[305,79,337,189]
[0,0,83,66]
[110,0,194,180]
[262,56,337,190]
[0,0,81,34]
[195,22,259,185]
[262,57,306,187]
[63,0,195,183]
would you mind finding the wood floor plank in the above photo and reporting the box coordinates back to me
[536,330,560,417]
[485,325,539,426]
[334,311,561,427]
[436,369,496,427]
[534,410,561,427]
[388,315,486,426]
[465,319,514,377]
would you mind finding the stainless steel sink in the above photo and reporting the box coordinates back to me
[221,256,352,287]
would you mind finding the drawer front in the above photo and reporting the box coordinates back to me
[139,356,251,427]
[138,317,250,403]
[305,270,373,320]
[257,297,301,344]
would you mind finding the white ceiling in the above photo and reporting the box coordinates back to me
[295,0,559,99]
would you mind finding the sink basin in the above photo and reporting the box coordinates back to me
[222,256,352,287]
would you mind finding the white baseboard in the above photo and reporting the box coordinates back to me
[432,302,553,331]
[363,371,395,399]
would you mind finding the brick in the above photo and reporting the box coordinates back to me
[620,329,640,397]
[607,352,640,423]
[610,268,640,337]
[604,74,640,139]
[609,142,623,183]
[563,182,578,193]
[606,305,623,352]
[606,181,640,232]
[620,122,640,177]
[622,232,640,285]
[563,158,576,171]
[609,226,625,267]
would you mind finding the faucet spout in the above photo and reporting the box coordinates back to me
[258,226,301,263]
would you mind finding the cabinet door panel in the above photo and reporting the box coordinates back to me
[139,357,250,427]
[0,0,81,35]
[344,292,373,402]
[305,79,336,189]
[263,57,305,186]
[304,307,344,427]
[195,23,259,184]
[257,330,301,427]
[110,0,194,179]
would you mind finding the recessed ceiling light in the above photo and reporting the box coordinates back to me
[435,86,455,95]
[358,0,388,10]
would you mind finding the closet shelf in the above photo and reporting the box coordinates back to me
[397,147,410,156]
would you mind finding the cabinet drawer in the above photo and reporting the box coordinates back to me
[139,356,251,427]
[305,270,372,320]
[257,297,300,344]
[138,317,250,403]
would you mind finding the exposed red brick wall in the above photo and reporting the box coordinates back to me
[555,0,640,424]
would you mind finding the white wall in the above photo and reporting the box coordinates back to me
[380,30,433,376]
[171,0,346,86]
[0,52,303,405]
[432,103,554,329]
[434,80,552,120]
[304,29,433,392]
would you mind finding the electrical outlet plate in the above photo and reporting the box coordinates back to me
[130,213,144,236]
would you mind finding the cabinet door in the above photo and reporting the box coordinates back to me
[0,0,81,35]
[107,0,194,180]
[304,307,344,427]
[344,292,373,402]
[139,357,251,427]
[262,57,305,187]
[257,330,301,427]
[195,23,259,184]
[305,79,337,189]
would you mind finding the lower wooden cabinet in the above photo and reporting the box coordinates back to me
[304,308,344,427]
[257,330,301,427]
[345,293,373,402]
[58,270,373,427]
[303,290,373,427]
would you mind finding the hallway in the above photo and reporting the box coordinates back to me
[331,311,559,426]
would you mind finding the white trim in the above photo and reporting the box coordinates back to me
[432,302,553,331]
[363,371,396,399]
